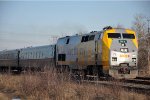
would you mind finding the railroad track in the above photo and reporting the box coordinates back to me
[122,78,150,85]
[97,76,150,86]
[136,77,150,80]
[72,75,150,95]
[81,79,150,95]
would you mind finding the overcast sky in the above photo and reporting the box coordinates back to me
[0,1,150,50]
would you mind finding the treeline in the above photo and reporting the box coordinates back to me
[132,14,150,76]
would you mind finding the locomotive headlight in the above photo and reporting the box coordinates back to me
[120,48,124,52]
[132,54,136,57]
[124,49,128,52]
[132,58,136,62]
[120,48,128,53]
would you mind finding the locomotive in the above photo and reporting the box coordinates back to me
[0,26,138,79]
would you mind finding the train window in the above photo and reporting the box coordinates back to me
[25,52,27,59]
[3,54,4,59]
[81,36,85,42]
[122,34,135,39]
[81,35,89,42]
[28,52,30,59]
[33,52,35,59]
[85,35,89,42]
[27,52,29,59]
[26,53,27,59]
[108,33,121,38]
[5,54,6,59]
[66,38,70,44]
[32,52,34,59]
[89,35,95,41]
[39,52,41,59]
[98,34,101,39]
[27,53,29,59]
[41,53,43,58]
[7,54,8,59]
[58,54,66,61]
[36,52,38,59]
[6,54,8,59]
[30,52,31,59]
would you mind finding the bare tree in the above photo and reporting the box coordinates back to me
[132,14,147,38]
[132,14,150,76]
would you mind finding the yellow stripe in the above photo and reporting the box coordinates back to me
[102,29,116,70]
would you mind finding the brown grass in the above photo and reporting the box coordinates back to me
[0,69,149,100]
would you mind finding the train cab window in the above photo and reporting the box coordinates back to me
[66,38,70,44]
[58,54,66,61]
[81,35,89,42]
[89,35,95,41]
[122,33,135,39]
[108,33,121,38]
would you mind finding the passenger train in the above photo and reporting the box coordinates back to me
[0,26,138,79]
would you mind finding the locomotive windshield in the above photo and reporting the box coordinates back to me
[122,34,135,39]
[108,33,121,38]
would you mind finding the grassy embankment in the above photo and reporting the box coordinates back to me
[0,69,149,100]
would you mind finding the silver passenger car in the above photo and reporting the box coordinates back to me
[20,45,55,71]
[0,50,19,71]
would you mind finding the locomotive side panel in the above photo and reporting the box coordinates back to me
[56,32,103,70]
[56,35,81,68]
[77,40,95,68]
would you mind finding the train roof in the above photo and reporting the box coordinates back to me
[102,26,135,31]
[58,31,102,39]
[0,49,18,54]
[58,27,136,40]
[0,44,55,53]
[20,44,55,50]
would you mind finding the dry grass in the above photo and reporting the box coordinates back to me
[0,69,149,100]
